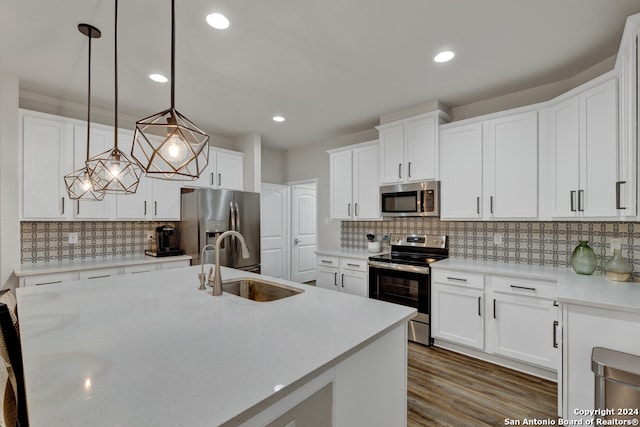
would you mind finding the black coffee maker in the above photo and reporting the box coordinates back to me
[146,225,184,257]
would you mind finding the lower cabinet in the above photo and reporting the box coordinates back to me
[19,258,191,287]
[316,255,368,297]
[431,267,559,373]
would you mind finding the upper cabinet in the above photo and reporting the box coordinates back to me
[190,147,244,191]
[22,112,72,220]
[546,76,620,219]
[440,110,538,220]
[376,111,450,184]
[328,141,380,220]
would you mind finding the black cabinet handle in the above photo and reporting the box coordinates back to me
[578,189,584,212]
[341,274,345,287]
[553,320,559,348]
[616,181,626,209]
[570,191,576,212]
[333,272,337,287]
[493,298,496,319]
[510,285,536,292]
[398,163,402,179]
[477,296,482,316]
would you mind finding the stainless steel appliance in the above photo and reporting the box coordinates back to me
[368,234,448,346]
[145,225,184,257]
[179,188,260,273]
[379,181,440,217]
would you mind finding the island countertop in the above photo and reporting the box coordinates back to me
[16,265,415,426]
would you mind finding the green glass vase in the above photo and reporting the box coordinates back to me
[570,240,597,275]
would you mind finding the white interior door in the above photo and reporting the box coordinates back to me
[260,183,290,280]
[291,182,317,283]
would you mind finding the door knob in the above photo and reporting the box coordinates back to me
[294,238,300,245]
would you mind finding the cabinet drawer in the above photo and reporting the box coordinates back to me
[159,260,190,270]
[78,267,121,280]
[123,264,156,275]
[22,271,79,287]
[317,255,339,268]
[340,258,368,272]
[489,275,557,300]
[432,269,484,289]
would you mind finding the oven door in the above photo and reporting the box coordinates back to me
[368,261,432,345]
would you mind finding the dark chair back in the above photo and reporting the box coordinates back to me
[0,292,28,427]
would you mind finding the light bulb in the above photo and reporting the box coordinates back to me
[81,178,93,191]
[108,163,122,178]
[161,134,188,163]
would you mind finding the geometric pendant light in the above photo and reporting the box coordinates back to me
[131,0,209,181]
[87,0,141,194]
[64,24,106,201]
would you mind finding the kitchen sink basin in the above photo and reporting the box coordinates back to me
[222,278,304,302]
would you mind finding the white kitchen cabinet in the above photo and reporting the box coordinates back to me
[21,271,79,287]
[328,141,379,220]
[486,276,559,370]
[439,122,483,219]
[440,111,538,220]
[78,267,120,280]
[190,147,244,191]
[115,129,181,221]
[615,18,639,218]
[431,270,485,350]
[71,124,116,220]
[548,76,619,218]
[377,111,449,184]
[316,255,368,297]
[22,112,73,220]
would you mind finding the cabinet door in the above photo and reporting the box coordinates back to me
[405,117,438,181]
[352,144,379,220]
[617,38,637,217]
[431,283,484,350]
[22,114,71,219]
[150,179,181,220]
[116,130,150,220]
[189,147,216,188]
[488,293,558,369]
[215,149,244,190]
[72,125,115,220]
[440,123,483,219]
[484,111,538,219]
[378,125,404,184]
[340,269,368,297]
[581,78,618,218]
[549,98,581,218]
[316,266,339,291]
[329,150,353,220]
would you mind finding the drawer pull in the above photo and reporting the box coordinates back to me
[447,276,467,283]
[510,285,536,292]
[553,320,559,348]
[320,260,334,264]
[36,280,63,286]
[346,263,360,267]
[88,275,110,279]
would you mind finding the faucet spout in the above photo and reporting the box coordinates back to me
[198,243,216,290]
[211,231,251,296]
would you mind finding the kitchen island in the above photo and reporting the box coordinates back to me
[16,265,415,426]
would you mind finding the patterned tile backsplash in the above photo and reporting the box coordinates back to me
[20,221,177,263]
[342,218,640,278]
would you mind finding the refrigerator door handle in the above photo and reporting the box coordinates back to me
[235,202,240,233]
[229,201,236,231]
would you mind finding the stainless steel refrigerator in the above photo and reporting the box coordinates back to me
[179,188,260,273]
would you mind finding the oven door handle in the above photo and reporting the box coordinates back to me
[368,261,430,275]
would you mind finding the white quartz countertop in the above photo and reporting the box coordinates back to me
[16,266,415,426]
[13,254,192,277]
[315,248,388,260]
[431,258,640,314]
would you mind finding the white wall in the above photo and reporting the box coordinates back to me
[0,75,20,290]
[261,147,286,185]
[285,128,379,250]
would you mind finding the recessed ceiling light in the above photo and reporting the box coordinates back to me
[272,115,285,122]
[149,73,168,83]
[205,12,230,30]
[434,51,455,63]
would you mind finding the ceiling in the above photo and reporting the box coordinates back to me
[2,0,640,150]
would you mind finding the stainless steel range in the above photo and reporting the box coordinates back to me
[368,234,448,346]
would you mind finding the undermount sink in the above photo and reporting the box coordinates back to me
[222,278,304,302]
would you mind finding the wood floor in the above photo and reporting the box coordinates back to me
[407,343,557,426]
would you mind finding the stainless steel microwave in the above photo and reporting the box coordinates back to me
[379,181,440,217]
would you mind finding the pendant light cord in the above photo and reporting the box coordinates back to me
[171,0,175,109]
[114,0,119,150]
[86,30,92,162]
